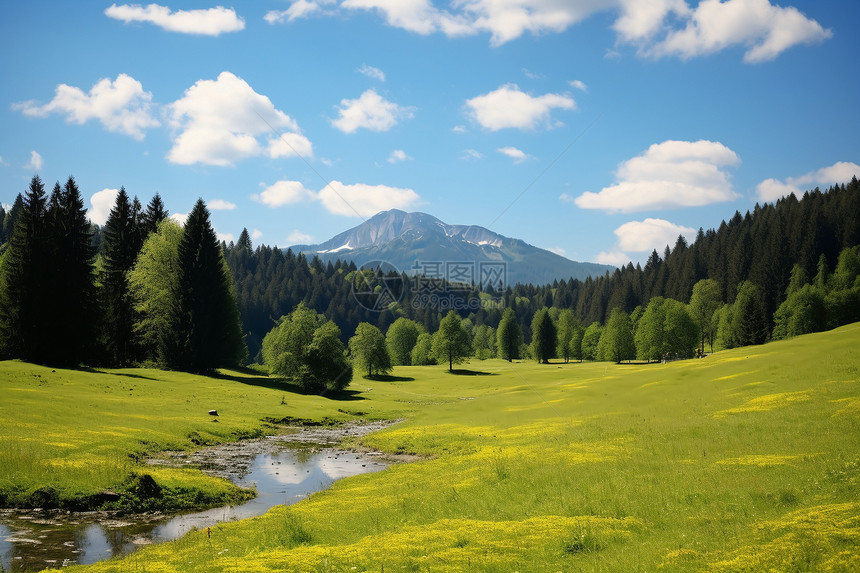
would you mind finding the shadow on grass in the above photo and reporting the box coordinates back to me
[75,366,160,381]
[447,369,497,376]
[362,374,415,382]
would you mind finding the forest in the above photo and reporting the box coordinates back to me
[0,175,858,382]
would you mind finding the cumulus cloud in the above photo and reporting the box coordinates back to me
[614,218,696,252]
[265,0,337,23]
[105,3,245,35]
[756,161,860,202]
[358,64,386,82]
[171,212,188,226]
[252,180,315,208]
[13,74,159,140]
[26,151,43,171]
[208,199,236,210]
[594,250,630,267]
[465,84,575,131]
[388,149,412,163]
[568,79,588,92]
[290,0,828,61]
[497,146,529,163]
[252,228,263,240]
[647,0,832,63]
[286,229,314,244]
[89,188,119,225]
[166,71,312,166]
[216,232,235,243]
[331,89,413,133]
[318,181,421,217]
[574,140,741,213]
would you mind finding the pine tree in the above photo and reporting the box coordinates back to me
[48,176,96,364]
[100,188,140,364]
[170,199,245,372]
[1,194,23,244]
[529,307,556,364]
[139,192,168,239]
[0,176,51,361]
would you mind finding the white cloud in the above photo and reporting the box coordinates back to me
[89,188,119,225]
[614,218,696,252]
[756,161,860,202]
[460,149,483,161]
[388,149,412,163]
[298,0,829,61]
[452,125,468,133]
[522,68,545,80]
[497,146,529,163]
[647,0,831,63]
[287,229,313,244]
[264,0,339,23]
[208,199,236,210]
[595,250,630,267]
[0,156,7,166]
[358,64,386,82]
[253,180,315,207]
[252,228,263,240]
[166,71,312,166]
[331,89,413,133]
[318,181,420,217]
[558,193,574,203]
[547,246,566,257]
[26,150,43,171]
[465,84,575,131]
[568,79,588,92]
[574,140,741,213]
[105,3,245,35]
[171,212,188,226]
[216,232,235,243]
[13,74,159,140]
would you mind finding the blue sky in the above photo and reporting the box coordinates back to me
[1,0,858,268]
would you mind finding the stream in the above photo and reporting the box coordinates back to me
[0,423,394,572]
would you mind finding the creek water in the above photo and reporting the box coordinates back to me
[0,445,387,572]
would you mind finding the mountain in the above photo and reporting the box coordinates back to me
[289,209,615,287]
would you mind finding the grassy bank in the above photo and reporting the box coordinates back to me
[3,324,858,571]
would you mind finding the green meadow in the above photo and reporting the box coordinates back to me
[2,324,859,572]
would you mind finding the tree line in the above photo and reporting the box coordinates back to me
[0,176,244,370]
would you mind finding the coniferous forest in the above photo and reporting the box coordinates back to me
[0,175,858,371]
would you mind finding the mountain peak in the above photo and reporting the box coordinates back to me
[290,210,615,286]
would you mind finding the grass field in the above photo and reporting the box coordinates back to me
[2,324,859,571]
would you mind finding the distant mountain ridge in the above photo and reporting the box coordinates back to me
[289,209,614,286]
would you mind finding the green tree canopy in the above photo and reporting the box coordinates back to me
[731,281,769,347]
[581,322,603,361]
[385,317,422,366]
[598,308,635,363]
[496,307,522,362]
[472,324,496,360]
[432,311,471,371]
[350,322,392,377]
[556,309,579,363]
[410,332,436,366]
[262,303,351,393]
[689,279,721,353]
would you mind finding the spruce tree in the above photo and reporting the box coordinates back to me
[0,176,51,361]
[171,199,245,371]
[46,177,96,364]
[139,192,168,239]
[496,307,522,361]
[100,188,141,364]
[529,307,556,364]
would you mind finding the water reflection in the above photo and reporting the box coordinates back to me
[0,448,385,571]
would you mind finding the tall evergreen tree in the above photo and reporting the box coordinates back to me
[48,176,96,364]
[496,307,522,362]
[1,194,23,245]
[0,177,52,361]
[529,307,557,364]
[170,199,245,371]
[100,188,140,364]
[139,192,168,239]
